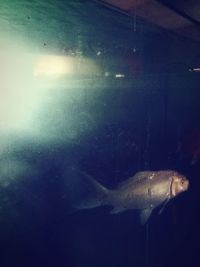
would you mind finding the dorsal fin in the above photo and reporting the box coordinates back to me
[117,171,153,189]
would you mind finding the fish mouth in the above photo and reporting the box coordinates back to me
[179,178,189,193]
[184,179,189,191]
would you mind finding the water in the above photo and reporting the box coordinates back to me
[0,1,199,267]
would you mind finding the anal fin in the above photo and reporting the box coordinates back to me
[110,206,125,214]
[140,208,153,224]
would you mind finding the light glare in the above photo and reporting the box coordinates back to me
[34,55,72,76]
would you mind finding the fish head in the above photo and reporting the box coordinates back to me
[170,172,189,198]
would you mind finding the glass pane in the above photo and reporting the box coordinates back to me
[0,1,198,267]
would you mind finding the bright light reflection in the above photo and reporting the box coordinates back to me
[34,55,72,76]
[0,48,42,133]
[0,49,100,141]
[34,54,101,78]
[0,35,101,149]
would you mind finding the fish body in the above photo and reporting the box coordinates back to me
[66,169,189,223]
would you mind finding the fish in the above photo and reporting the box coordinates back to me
[65,169,189,224]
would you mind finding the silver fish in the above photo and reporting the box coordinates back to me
[66,169,189,223]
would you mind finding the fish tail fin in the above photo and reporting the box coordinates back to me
[63,168,110,212]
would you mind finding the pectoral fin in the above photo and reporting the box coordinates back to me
[140,208,153,224]
[158,196,170,215]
